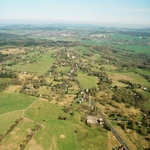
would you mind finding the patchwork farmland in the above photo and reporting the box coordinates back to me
[0,24,150,150]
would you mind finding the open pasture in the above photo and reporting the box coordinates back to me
[24,100,108,150]
[135,68,150,76]
[20,101,73,149]
[138,90,150,110]
[112,44,150,54]
[0,119,37,150]
[74,45,89,53]
[7,51,55,74]
[75,75,98,89]
[108,71,150,87]
[0,111,22,135]
[31,85,51,95]
[80,39,103,46]
[0,93,36,115]
[0,78,11,84]
[57,66,71,73]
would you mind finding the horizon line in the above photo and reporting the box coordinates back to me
[0,19,150,29]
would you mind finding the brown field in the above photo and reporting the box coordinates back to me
[1,48,25,54]
[4,85,21,93]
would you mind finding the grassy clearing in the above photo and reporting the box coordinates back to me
[135,68,150,76]
[144,99,150,110]
[45,77,53,84]
[111,80,127,87]
[25,100,77,149]
[122,72,150,86]
[112,44,150,54]
[111,33,145,43]
[0,111,22,135]
[33,86,51,95]
[0,78,11,84]
[108,71,150,87]
[75,75,98,89]
[0,93,108,149]
[138,90,150,110]
[0,93,36,115]
[7,51,55,74]
[103,64,117,71]
[74,45,89,53]
[68,82,80,91]
[24,100,108,150]
[25,100,68,124]
[80,39,103,46]
[57,66,71,73]
[25,101,107,150]
[4,85,21,93]
[92,53,104,61]
[0,119,36,150]
[75,126,108,150]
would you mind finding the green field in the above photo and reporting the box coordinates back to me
[25,100,108,150]
[34,85,51,95]
[75,75,98,89]
[80,39,104,46]
[112,44,150,54]
[7,51,55,74]
[108,71,150,87]
[74,45,89,53]
[57,66,71,73]
[122,72,149,86]
[0,93,36,115]
[24,100,77,149]
[135,68,150,76]
[140,90,150,110]
[0,25,150,149]
[0,120,36,150]
[0,78,11,84]
[0,111,22,135]
[0,99,108,150]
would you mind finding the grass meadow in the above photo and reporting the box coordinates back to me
[0,28,150,149]
[75,75,98,89]
[0,98,108,150]
[57,66,71,73]
[74,45,89,53]
[112,44,150,54]
[7,51,55,74]
[0,111,22,135]
[25,100,108,150]
[0,120,36,150]
[135,68,150,76]
[108,71,150,87]
[0,78,11,84]
[0,93,36,115]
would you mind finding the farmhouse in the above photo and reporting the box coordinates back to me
[86,115,103,125]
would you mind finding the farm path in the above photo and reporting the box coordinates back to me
[0,97,39,117]
[21,97,40,117]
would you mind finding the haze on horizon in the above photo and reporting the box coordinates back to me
[0,0,150,28]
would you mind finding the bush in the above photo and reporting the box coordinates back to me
[103,122,111,131]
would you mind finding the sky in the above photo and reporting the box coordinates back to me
[0,0,150,27]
